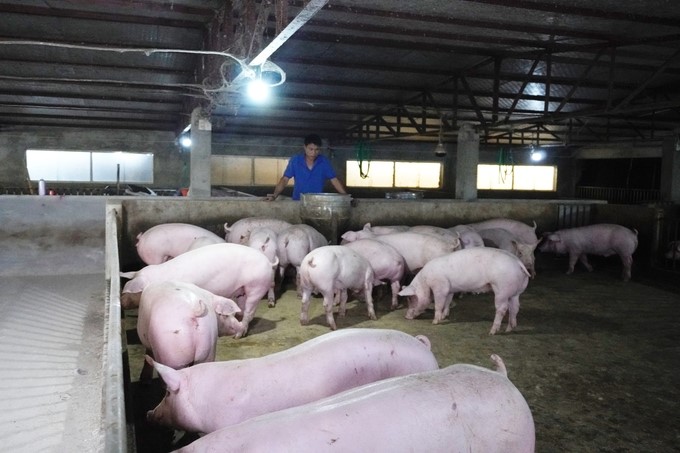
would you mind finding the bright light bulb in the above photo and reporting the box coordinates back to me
[530,149,545,162]
[247,78,270,103]
[179,135,192,148]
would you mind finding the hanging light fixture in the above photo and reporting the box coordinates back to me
[434,116,446,157]
[530,130,545,162]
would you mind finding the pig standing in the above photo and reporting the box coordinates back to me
[398,247,530,334]
[146,328,439,434]
[449,224,486,249]
[246,227,279,306]
[339,223,409,243]
[136,281,242,381]
[299,246,379,330]
[174,355,535,453]
[224,217,292,244]
[343,238,406,309]
[539,223,638,281]
[477,227,539,277]
[276,224,328,298]
[341,231,458,274]
[135,223,224,265]
[467,218,539,244]
[120,243,277,338]
[409,225,463,248]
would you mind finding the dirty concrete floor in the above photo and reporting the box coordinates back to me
[0,273,106,453]
[125,256,680,453]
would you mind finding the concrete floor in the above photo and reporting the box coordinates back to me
[0,273,106,453]
[0,196,109,452]
[125,255,680,453]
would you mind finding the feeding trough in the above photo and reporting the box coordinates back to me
[299,193,352,244]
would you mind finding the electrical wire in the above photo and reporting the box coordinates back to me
[0,40,286,101]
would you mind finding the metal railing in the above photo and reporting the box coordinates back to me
[576,186,662,204]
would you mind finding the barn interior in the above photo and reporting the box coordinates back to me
[1,1,680,452]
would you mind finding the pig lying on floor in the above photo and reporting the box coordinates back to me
[146,328,439,434]
[174,354,535,453]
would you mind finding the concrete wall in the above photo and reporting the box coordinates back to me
[0,127,185,190]
[0,195,107,276]
[1,127,567,199]
[117,197,610,270]
[0,195,665,278]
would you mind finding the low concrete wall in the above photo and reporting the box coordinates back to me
[2,195,661,276]
[117,197,613,270]
[0,195,107,276]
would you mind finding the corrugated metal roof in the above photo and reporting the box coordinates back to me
[0,0,678,146]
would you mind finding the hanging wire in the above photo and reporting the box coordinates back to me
[497,147,514,184]
[355,140,372,179]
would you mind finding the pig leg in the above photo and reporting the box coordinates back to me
[490,294,510,335]
[578,254,594,272]
[337,290,348,317]
[442,294,454,319]
[620,254,633,281]
[267,286,276,308]
[505,294,520,333]
[295,268,303,298]
[322,291,338,330]
[566,252,582,274]
[140,348,155,382]
[300,288,313,325]
[390,280,401,310]
[364,279,377,321]
[432,289,453,325]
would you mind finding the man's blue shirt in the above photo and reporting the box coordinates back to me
[283,154,337,200]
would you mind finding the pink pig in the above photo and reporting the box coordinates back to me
[246,227,279,306]
[120,243,277,338]
[477,227,539,277]
[343,238,406,309]
[136,281,242,381]
[146,328,439,434]
[298,246,379,330]
[399,247,530,334]
[538,223,638,281]
[134,222,224,265]
[276,224,328,298]
[174,354,535,453]
[341,231,458,274]
[467,218,539,245]
[449,224,486,249]
[224,217,292,244]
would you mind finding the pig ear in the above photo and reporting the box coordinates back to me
[363,222,372,230]
[223,222,230,234]
[341,231,356,242]
[214,297,242,316]
[146,355,182,392]
[398,286,415,296]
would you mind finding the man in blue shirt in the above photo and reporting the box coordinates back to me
[265,134,347,201]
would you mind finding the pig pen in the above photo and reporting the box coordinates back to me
[114,198,680,453]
